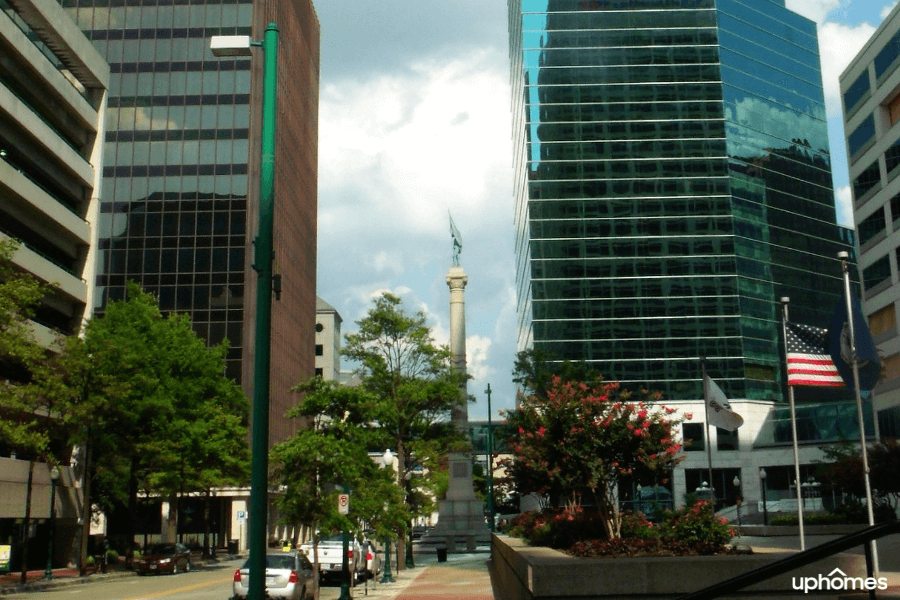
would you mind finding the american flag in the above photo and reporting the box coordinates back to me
[786,321,844,387]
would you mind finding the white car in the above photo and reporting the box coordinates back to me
[300,535,365,580]
[361,540,381,578]
[232,552,315,600]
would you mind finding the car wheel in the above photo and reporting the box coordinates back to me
[184,559,191,573]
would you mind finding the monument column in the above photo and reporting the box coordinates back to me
[421,216,489,550]
[446,265,468,426]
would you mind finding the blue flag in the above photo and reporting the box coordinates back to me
[828,296,881,391]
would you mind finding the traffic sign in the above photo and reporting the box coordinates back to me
[338,493,349,515]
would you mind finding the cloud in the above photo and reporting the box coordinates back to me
[883,2,898,19]
[834,185,855,227]
[785,0,845,24]
[466,334,493,381]
[817,20,877,119]
[318,48,512,276]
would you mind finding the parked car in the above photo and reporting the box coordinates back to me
[299,535,365,580]
[232,552,315,600]
[135,542,192,575]
[360,539,381,578]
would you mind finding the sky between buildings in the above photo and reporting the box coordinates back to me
[313,0,897,420]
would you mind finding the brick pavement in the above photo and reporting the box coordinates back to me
[336,552,495,600]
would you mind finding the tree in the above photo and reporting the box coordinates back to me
[270,377,406,598]
[503,374,684,539]
[0,238,54,457]
[0,239,59,582]
[54,282,250,560]
[340,292,469,562]
[818,439,900,517]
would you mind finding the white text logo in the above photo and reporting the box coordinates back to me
[792,568,887,593]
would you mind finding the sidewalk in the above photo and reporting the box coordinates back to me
[336,552,495,600]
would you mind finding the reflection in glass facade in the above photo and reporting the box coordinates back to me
[61,0,254,382]
[509,0,854,402]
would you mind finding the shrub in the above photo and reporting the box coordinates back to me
[619,511,657,540]
[507,508,607,549]
[659,501,732,555]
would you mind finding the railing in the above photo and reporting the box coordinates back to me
[677,520,900,600]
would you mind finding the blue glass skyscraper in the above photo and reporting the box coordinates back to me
[509,0,854,401]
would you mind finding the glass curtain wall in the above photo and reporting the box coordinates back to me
[61,0,253,382]
[509,0,853,401]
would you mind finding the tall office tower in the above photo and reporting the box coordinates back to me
[509,0,854,402]
[62,0,319,444]
[840,3,900,439]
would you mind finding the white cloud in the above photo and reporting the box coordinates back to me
[466,334,493,381]
[835,184,855,227]
[785,0,845,23]
[318,48,511,246]
[817,20,877,120]
[883,1,898,19]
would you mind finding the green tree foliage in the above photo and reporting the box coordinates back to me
[341,292,469,503]
[503,373,684,539]
[818,439,900,515]
[272,378,406,536]
[0,239,54,457]
[271,377,406,588]
[61,283,250,554]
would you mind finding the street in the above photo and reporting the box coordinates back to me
[15,559,392,600]
[24,559,242,600]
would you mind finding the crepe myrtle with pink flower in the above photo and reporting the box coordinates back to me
[502,367,685,540]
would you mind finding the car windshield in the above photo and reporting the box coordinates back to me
[146,544,176,555]
[242,555,295,570]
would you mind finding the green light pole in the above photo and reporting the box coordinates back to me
[485,384,495,532]
[44,466,60,580]
[211,23,278,600]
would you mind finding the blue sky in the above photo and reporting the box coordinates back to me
[313,0,897,420]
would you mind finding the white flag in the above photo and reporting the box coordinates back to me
[703,375,744,431]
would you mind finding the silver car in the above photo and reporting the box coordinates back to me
[232,552,315,600]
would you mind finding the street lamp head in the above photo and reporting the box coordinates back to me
[210,35,253,57]
[759,468,767,480]
[733,476,741,487]
[50,466,60,481]
[382,449,393,468]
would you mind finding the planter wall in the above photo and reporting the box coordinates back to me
[491,534,867,600]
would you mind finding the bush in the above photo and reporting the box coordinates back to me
[619,511,657,540]
[659,501,732,555]
[507,508,607,549]
[509,501,733,555]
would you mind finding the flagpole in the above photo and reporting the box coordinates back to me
[700,358,715,504]
[838,251,879,576]
[780,297,806,551]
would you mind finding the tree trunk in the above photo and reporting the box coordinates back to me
[203,488,211,557]
[126,457,139,568]
[19,460,35,584]
[78,440,92,573]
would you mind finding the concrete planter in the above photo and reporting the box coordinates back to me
[491,534,867,600]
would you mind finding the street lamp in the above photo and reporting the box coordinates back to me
[485,383,495,532]
[759,469,768,526]
[636,484,642,515]
[404,472,415,569]
[733,476,742,530]
[44,466,60,580]
[380,450,395,584]
[210,24,278,600]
